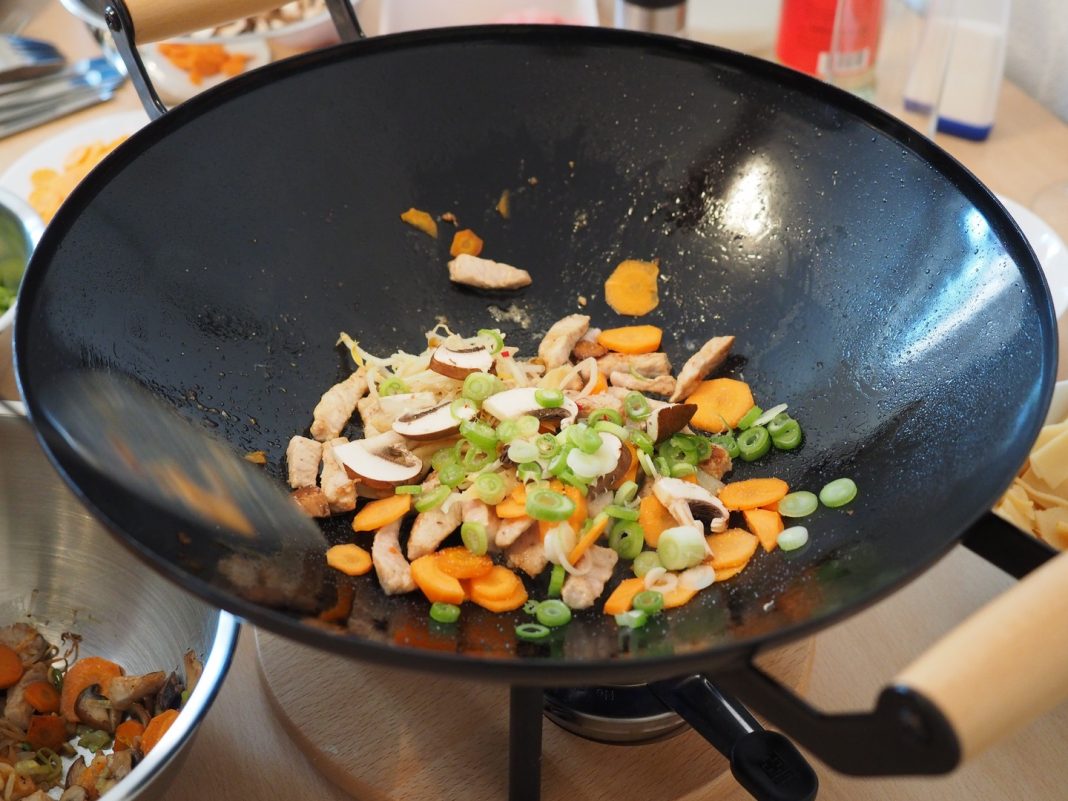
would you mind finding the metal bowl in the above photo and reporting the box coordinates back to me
[0,187,43,335]
[0,404,239,800]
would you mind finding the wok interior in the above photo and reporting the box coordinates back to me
[15,29,1053,679]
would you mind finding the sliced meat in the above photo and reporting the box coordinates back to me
[357,391,438,437]
[567,390,625,419]
[4,663,47,730]
[572,338,608,361]
[0,623,48,666]
[700,443,733,481]
[407,478,462,559]
[609,371,676,397]
[448,254,532,290]
[320,437,357,513]
[584,352,672,379]
[561,545,618,610]
[506,525,548,577]
[310,369,368,442]
[538,314,590,369]
[461,498,500,545]
[291,486,330,517]
[496,516,535,548]
[285,436,322,489]
[372,520,416,595]
[670,335,735,402]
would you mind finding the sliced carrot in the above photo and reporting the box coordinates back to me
[449,228,484,257]
[61,656,124,723]
[471,585,528,613]
[76,752,109,798]
[558,482,588,533]
[614,442,639,490]
[662,584,699,608]
[436,546,494,579]
[681,472,699,484]
[590,372,608,394]
[326,543,373,576]
[400,207,437,238]
[604,259,660,316]
[467,565,524,602]
[718,478,789,511]
[638,494,675,548]
[0,644,23,689]
[23,680,60,714]
[141,709,180,756]
[596,325,663,354]
[26,714,67,751]
[686,378,755,433]
[706,529,759,570]
[319,582,355,623]
[496,483,528,519]
[114,719,145,751]
[743,508,784,553]
[351,494,411,532]
[568,514,611,566]
[603,578,646,615]
[714,564,746,582]
[411,555,467,604]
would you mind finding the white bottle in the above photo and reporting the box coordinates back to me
[904,0,1010,141]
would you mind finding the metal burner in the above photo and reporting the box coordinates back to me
[543,685,689,745]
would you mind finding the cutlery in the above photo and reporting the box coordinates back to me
[0,35,64,83]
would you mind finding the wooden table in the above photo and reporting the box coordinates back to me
[3,5,1067,800]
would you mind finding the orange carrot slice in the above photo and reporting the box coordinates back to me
[400,207,437,238]
[26,715,67,751]
[686,378,755,433]
[326,544,373,576]
[638,494,675,548]
[449,229,484,257]
[23,681,60,714]
[436,547,494,579]
[603,578,646,615]
[467,565,523,602]
[496,484,528,519]
[706,529,759,570]
[142,709,180,755]
[661,584,699,608]
[718,478,789,511]
[351,494,411,532]
[605,259,660,316]
[0,644,23,689]
[61,656,124,723]
[114,719,145,751]
[411,555,467,604]
[743,508,784,553]
[568,514,611,566]
[596,325,663,354]
[714,565,746,582]
[471,585,528,613]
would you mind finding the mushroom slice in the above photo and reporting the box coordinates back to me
[482,387,579,424]
[653,477,729,535]
[65,757,87,790]
[183,650,203,695]
[429,343,495,379]
[334,432,423,488]
[105,672,167,712]
[646,403,698,444]
[566,432,623,480]
[591,442,633,494]
[106,749,134,781]
[393,400,474,441]
[75,684,121,733]
[154,672,183,714]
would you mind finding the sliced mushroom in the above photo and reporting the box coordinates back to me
[392,400,474,441]
[482,387,579,425]
[429,343,494,379]
[333,432,423,488]
[60,786,88,801]
[65,757,86,790]
[75,684,120,733]
[566,432,623,480]
[592,440,633,493]
[183,650,203,695]
[128,702,152,727]
[105,672,167,712]
[154,672,183,714]
[645,403,698,444]
[653,477,729,535]
[106,749,134,781]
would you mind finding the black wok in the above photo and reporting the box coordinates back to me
[13,2,1068,791]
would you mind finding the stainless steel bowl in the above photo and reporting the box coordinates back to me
[0,404,240,800]
[0,186,44,335]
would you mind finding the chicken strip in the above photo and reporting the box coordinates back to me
[583,352,672,380]
[372,520,416,595]
[285,436,322,489]
[609,371,676,397]
[538,314,590,369]
[310,369,368,442]
[291,486,330,517]
[568,391,625,419]
[670,336,735,402]
[448,254,532,290]
[4,663,47,730]
[321,437,357,513]
[461,498,500,545]
[572,338,608,361]
[407,479,462,559]
[700,443,733,481]
[496,516,535,548]
[506,525,548,577]
[0,623,48,666]
[561,545,618,610]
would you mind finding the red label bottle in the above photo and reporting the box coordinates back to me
[776,0,884,94]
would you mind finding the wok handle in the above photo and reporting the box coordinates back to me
[894,547,1068,761]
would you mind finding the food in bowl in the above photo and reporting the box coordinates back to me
[994,412,1068,550]
[156,43,252,86]
[0,624,200,800]
[28,139,126,225]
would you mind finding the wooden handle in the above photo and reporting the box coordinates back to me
[123,0,284,44]
[896,549,1068,760]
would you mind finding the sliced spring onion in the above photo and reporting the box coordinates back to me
[535,432,560,459]
[431,446,457,471]
[630,429,655,455]
[516,623,551,641]
[496,419,520,442]
[429,602,461,624]
[523,599,540,615]
[637,450,657,477]
[378,376,410,397]
[415,485,451,512]
[614,480,639,507]
[526,488,576,522]
[752,403,788,428]
[819,478,858,508]
[535,388,564,408]
[438,463,467,488]
[587,408,624,427]
[614,610,648,629]
[547,451,570,477]
[632,551,661,578]
[693,435,713,462]
[644,568,679,594]
[517,462,543,483]
[708,434,740,459]
[516,415,541,438]
[737,425,771,462]
[461,444,496,471]
[461,520,489,555]
[632,590,664,616]
[736,405,763,431]
[460,419,498,452]
[771,419,802,451]
[463,372,499,403]
[670,463,697,478]
[474,472,508,505]
[679,564,716,591]
[778,491,818,518]
[605,504,640,522]
[778,526,809,551]
[395,485,422,495]
[766,412,794,437]
[557,468,591,492]
[450,397,478,420]
[657,526,708,570]
[547,563,566,597]
[655,456,672,476]
[623,391,651,421]
[594,420,630,441]
[508,440,540,464]
[567,424,603,455]
[609,520,645,560]
[477,328,504,354]
[535,599,572,628]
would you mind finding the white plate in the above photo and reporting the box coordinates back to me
[141,40,271,106]
[0,110,149,206]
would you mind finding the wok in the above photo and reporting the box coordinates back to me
[13,0,1068,793]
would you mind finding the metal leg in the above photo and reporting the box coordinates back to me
[509,686,545,801]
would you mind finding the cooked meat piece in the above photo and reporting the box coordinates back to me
[448,254,532,290]
[4,663,47,730]
[310,369,368,442]
[568,391,625,419]
[407,478,462,559]
[585,490,614,519]
[496,516,534,548]
[583,352,672,379]
[0,623,48,666]
[609,371,676,397]
[291,486,330,517]
[538,314,590,369]
[572,338,608,361]
[372,520,416,595]
[24,791,53,801]
[701,443,733,480]
[285,435,322,489]
[106,672,167,712]
[357,391,438,437]
[320,437,357,513]
[561,546,618,610]
[461,498,500,545]
[506,525,548,577]
[670,335,735,402]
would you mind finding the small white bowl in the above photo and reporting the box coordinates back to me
[0,187,45,336]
